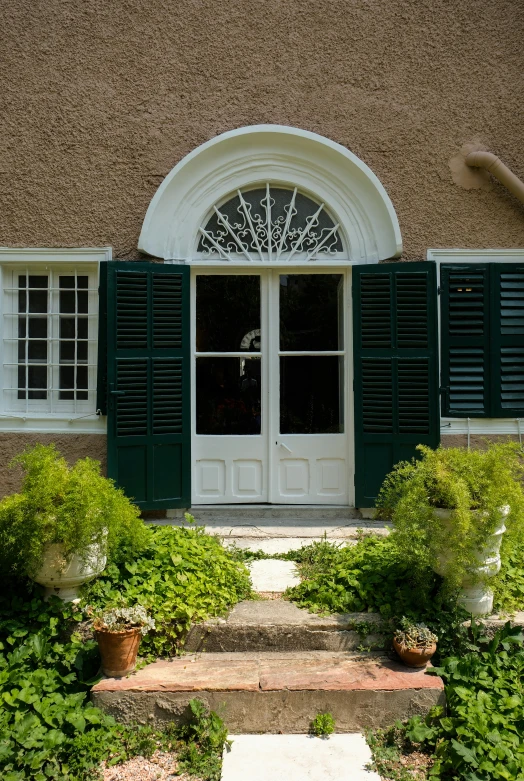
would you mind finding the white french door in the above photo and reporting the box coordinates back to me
[191,268,351,504]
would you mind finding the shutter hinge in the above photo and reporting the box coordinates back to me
[438,286,442,295]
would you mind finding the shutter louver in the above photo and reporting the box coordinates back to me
[153,275,183,348]
[105,262,190,509]
[116,359,148,436]
[116,272,148,349]
[396,272,429,347]
[362,358,393,433]
[360,274,392,347]
[398,358,430,434]
[153,359,183,435]
[353,262,439,507]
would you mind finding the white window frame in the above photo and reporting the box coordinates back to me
[0,248,110,433]
[428,248,524,439]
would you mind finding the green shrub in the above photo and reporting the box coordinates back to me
[376,443,524,590]
[84,523,253,657]
[0,444,148,577]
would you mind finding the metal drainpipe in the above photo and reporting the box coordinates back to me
[465,151,524,204]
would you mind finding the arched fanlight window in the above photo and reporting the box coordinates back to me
[197,184,344,261]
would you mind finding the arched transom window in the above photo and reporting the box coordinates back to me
[197,184,344,262]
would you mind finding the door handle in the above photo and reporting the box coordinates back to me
[278,442,293,454]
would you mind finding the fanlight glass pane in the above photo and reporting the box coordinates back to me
[197,185,343,260]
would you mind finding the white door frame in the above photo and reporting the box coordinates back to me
[190,266,355,505]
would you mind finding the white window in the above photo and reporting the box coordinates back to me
[0,248,110,432]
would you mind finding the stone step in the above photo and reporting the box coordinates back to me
[158,517,390,540]
[185,600,388,653]
[169,505,364,521]
[91,650,445,733]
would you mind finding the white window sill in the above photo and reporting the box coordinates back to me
[441,418,523,436]
[0,414,107,434]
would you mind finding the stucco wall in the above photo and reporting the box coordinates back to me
[1,0,523,260]
[0,434,106,499]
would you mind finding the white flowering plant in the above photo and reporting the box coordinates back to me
[93,604,155,635]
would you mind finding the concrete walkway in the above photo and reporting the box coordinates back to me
[248,558,300,592]
[221,733,381,780]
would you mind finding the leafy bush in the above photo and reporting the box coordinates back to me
[84,523,252,657]
[287,535,444,618]
[370,622,524,781]
[375,443,524,590]
[0,444,148,577]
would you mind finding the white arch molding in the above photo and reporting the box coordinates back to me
[138,125,402,264]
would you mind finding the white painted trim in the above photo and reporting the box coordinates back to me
[428,248,524,263]
[0,248,111,432]
[441,418,523,436]
[0,415,107,434]
[432,248,524,435]
[138,125,402,263]
[0,247,112,263]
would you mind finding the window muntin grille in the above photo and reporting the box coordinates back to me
[2,266,98,415]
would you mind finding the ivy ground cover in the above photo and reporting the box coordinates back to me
[0,524,251,780]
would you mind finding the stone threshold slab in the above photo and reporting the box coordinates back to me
[92,652,444,694]
[221,733,381,781]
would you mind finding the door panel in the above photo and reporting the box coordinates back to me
[192,272,267,503]
[270,272,348,504]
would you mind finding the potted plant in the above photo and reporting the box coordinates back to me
[376,443,524,615]
[93,604,155,677]
[393,617,437,668]
[0,444,148,601]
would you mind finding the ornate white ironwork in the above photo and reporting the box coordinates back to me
[198,184,342,261]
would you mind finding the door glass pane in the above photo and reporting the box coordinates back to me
[280,274,343,351]
[197,357,261,434]
[197,275,260,352]
[280,356,343,434]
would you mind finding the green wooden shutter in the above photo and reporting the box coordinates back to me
[104,262,190,509]
[441,263,524,418]
[440,264,490,417]
[353,262,440,507]
[492,263,524,416]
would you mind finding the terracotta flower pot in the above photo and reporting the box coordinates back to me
[393,637,436,668]
[95,626,142,677]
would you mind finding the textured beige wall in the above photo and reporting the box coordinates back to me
[441,434,521,449]
[1,0,523,260]
[0,434,106,498]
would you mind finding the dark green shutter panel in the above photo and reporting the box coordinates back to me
[491,264,524,416]
[353,262,440,507]
[104,262,190,509]
[440,263,524,418]
[440,265,490,416]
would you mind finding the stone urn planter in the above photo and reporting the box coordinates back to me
[32,542,107,602]
[434,506,508,616]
